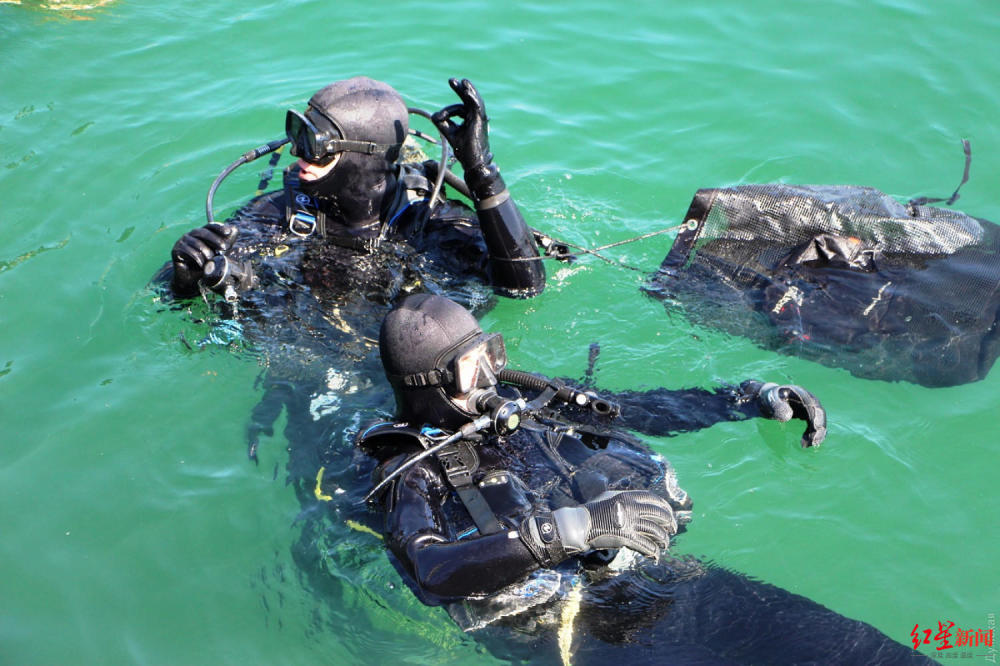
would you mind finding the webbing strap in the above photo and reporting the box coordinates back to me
[437,441,503,535]
[908,139,972,211]
[454,486,504,535]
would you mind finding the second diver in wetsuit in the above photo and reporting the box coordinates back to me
[357,294,930,664]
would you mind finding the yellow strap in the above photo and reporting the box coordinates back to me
[315,468,383,540]
[314,466,333,501]
[345,520,383,540]
[558,578,583,666]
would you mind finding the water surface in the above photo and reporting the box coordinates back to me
[1,1,997,663]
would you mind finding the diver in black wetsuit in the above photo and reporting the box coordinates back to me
[358,294,930,664]
[161,76,544,308]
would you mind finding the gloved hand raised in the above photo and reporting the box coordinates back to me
[432,78,492,171]
[742,380,827,447]
[520,490,677,567]
[432,78,505,201]
[170,223,239,294]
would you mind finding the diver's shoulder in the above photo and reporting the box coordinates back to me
[357,421,428,459]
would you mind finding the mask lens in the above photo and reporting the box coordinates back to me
[285,109,312,160]
[454,334,507,394]
[285,109,335,164]
[483,334,507,371]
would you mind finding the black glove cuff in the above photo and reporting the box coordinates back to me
[737,380,765,402]
[518,512,567,567]
[465,163,507,202]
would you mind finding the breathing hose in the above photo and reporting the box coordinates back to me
[406,107,452,215]
[205,138,290,225]
[362,415,491,503]
[498,368,618,417]
[362,371,618,504]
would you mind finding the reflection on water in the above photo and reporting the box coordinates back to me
[1,0,117,17]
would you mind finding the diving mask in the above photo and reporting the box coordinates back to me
[286,105,405,166]
[391,332,507,395]
[452,333,507,395]
[285,107,340,166]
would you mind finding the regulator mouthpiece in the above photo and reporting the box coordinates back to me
[477,392,522,436]
[203,254,253,292]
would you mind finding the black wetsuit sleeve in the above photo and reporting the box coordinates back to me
[380,454,540,602]
[421,135,545,298]
[474,196,546,298]
[589,385,761,438]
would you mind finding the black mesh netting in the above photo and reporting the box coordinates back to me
[645,185,1000,387]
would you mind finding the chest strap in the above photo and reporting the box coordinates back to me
[436,440,504,536]
[359,422,505,536]
[284,175,327,239]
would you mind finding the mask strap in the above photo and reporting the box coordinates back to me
[389,367,454,388]
[323,138,403,160]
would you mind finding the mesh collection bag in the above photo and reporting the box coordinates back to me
[646,184,1000,387]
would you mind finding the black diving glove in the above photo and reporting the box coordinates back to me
[742,380,827,448]
[520,490,677,567]
[432,78,546,296]
[170,223,252,296]
[432,78,506,202]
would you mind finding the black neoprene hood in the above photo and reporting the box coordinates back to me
[306,76,408,151]
[296,77,409,228]
[380,294,490,430]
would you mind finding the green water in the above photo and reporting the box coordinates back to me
[2,0,998,663]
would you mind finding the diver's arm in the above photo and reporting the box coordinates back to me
[596,381,826,447]
[475,197,546,297]
[382,457,540,601]
[605,385,753,435]
[407,489,678,598]
[406,532,541,600]
[380,454,682,599]
[432,78,545,298]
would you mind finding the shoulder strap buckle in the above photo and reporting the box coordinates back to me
[289,210,317,238]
